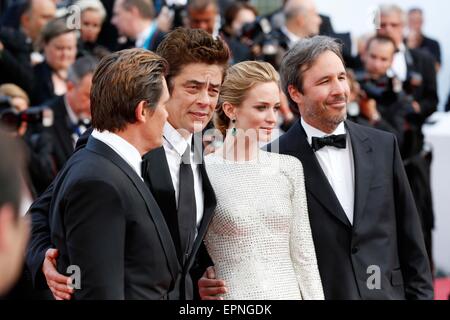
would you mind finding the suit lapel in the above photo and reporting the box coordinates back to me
[283,121,352,228]
[188,132,216,266]
[346,121,374,230]
[189,162,216,265]
[86,137,180,279]
[142,147,182,261]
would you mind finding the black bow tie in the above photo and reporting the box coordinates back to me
[311,134,347,152]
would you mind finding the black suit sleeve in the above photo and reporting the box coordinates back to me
[26,182,55,289]
[392,136,434,299]
[415,52,438,122]
[26,130,91,289]
[62,179,126,299]
[0,46,33,94]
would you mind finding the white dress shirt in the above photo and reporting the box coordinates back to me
[301,119,355,225]
[163,122,204,229]
[91,129,143,180]
[390,42,408,82]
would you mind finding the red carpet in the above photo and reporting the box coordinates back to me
[434,278,450,300]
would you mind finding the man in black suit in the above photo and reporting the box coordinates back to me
[29,56,98,195]
[407,7,441,71]
[111,0,165,51]
[377,4,437,271]
[0,0,56,96]
[199,36,433,300]
[26,28,230,299]
[43,48,175,299]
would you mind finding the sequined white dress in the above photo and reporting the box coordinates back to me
[204,150,324,300]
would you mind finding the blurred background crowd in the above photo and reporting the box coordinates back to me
[0,0,449,299]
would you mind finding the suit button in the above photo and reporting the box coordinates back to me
[351,247,359,254]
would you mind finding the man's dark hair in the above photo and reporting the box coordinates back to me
[156,27,230,90]
[365,34,397,53]
[187,0,218,12]
[280,35,344,111]
[122,0,155,19]
[90,48,168,132]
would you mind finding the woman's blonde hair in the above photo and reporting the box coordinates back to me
[215,61,279,136]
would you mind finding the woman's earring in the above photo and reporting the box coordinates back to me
[231,119,237,136]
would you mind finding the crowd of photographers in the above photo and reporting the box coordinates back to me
[0,0,446,297]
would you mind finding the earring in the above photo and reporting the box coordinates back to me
[231,119,237,136]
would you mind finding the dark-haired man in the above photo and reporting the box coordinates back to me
[43,48,171,299]
[111,0,165,51]
[27,28,230,300]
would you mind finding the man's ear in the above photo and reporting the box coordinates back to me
[135,101,152,123]
[288,84,304,106]
[222,102,236,121]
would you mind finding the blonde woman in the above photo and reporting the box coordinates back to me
[203,61,323,300]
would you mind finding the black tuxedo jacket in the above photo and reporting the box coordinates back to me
[31,61,57,106]
[44,96,76,171]
[404,47,438,124]
[27,96,78,194]
[266,120,433,300]
[26,129,216,299]
[48,137,180,299]
[0,27,34,95]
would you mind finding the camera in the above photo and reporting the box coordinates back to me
[239,17,280,66]
[355,72,416,115]
[0,96,54,132]
[355,72,404,104]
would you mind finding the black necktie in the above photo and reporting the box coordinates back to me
[177,144,197,261]
[141,158,150,182]
[311,134,347,152]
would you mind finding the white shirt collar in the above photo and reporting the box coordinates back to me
[135,21,155,48]
[163,122,192,157]
[281,25,301,48]
[64,96,78,125]
[301,118,346,146]
[91,129,143,178]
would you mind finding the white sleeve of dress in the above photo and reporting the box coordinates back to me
[288,158,325,300]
